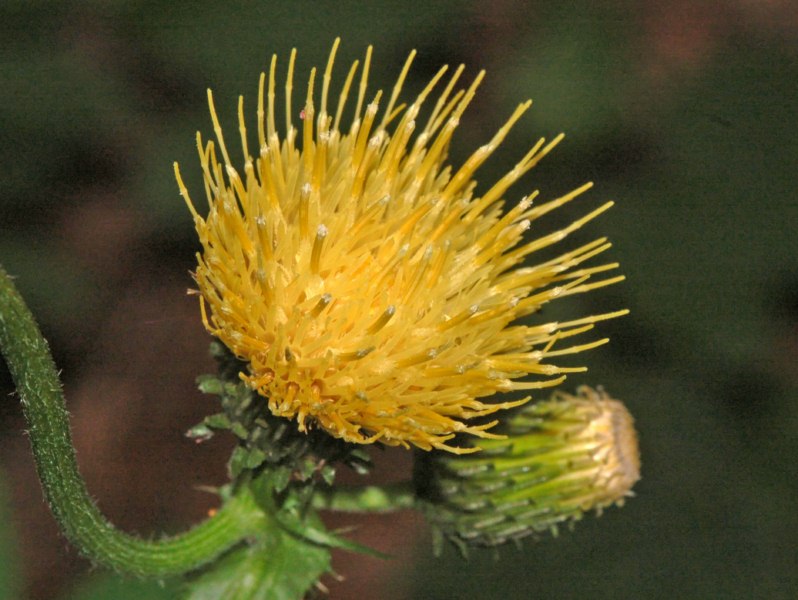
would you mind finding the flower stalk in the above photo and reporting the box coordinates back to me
[0,264,265,577]
[311,482,416,513]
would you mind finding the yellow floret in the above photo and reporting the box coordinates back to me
[174,39,626,453]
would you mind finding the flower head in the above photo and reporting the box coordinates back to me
[175,39,625,453]
[421,386,640,547]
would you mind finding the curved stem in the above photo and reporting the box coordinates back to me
[312,482,416,513]
[0,264,265,577]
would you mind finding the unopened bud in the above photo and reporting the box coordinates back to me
[419,386,640,549]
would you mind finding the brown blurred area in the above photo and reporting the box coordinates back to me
[3,0,798,599]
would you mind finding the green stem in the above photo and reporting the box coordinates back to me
[0,264,265,577]
[311,482,416,513]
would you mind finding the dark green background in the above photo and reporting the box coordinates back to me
[2,1,797,598]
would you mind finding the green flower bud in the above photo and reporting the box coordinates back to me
[419,386,640,549]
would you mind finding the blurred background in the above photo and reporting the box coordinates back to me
[2,1,797,598]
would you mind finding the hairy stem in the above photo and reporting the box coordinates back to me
[0,264,264,577]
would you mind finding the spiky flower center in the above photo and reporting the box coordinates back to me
[175,39,625,453]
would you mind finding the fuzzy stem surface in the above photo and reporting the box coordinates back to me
[0,265,264,577]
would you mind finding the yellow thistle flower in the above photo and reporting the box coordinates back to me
[174,39,626,453]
